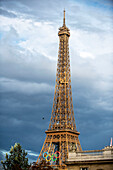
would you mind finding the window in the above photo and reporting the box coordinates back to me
[80,168,89,170]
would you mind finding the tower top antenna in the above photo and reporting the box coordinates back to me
[63,9,65,26]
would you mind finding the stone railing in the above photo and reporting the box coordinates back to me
[68,146,113,162]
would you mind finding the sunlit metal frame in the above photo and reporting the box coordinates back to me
[36,10,82,169]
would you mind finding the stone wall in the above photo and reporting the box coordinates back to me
[67,163,113,170]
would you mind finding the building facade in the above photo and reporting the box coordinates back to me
[66,146,113,170]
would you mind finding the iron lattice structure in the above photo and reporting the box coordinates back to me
[36,10,82,169]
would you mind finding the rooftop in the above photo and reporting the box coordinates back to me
[66,146,113,164]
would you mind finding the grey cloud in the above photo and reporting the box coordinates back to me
[0,8,17,18]
[0,27,56,85]
[93,0,113,7]
[0,78,54,95]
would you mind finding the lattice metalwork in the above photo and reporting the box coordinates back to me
[36,10,82,169]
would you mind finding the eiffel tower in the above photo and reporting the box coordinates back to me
[36,10,82,169]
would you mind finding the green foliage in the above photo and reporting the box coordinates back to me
[1,143,30,170]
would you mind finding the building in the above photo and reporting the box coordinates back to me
[66,146,113,170]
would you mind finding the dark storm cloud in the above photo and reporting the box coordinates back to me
[0,24,56,159]
[71,66,113,150]
[0,91,53,152]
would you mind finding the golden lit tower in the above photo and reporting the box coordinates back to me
[36,10,82,169]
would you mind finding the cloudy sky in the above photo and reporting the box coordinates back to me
[0,0,113,163]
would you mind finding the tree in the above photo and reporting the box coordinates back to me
[1,143,30,170]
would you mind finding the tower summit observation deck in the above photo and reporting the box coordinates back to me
[36,10,82,169]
